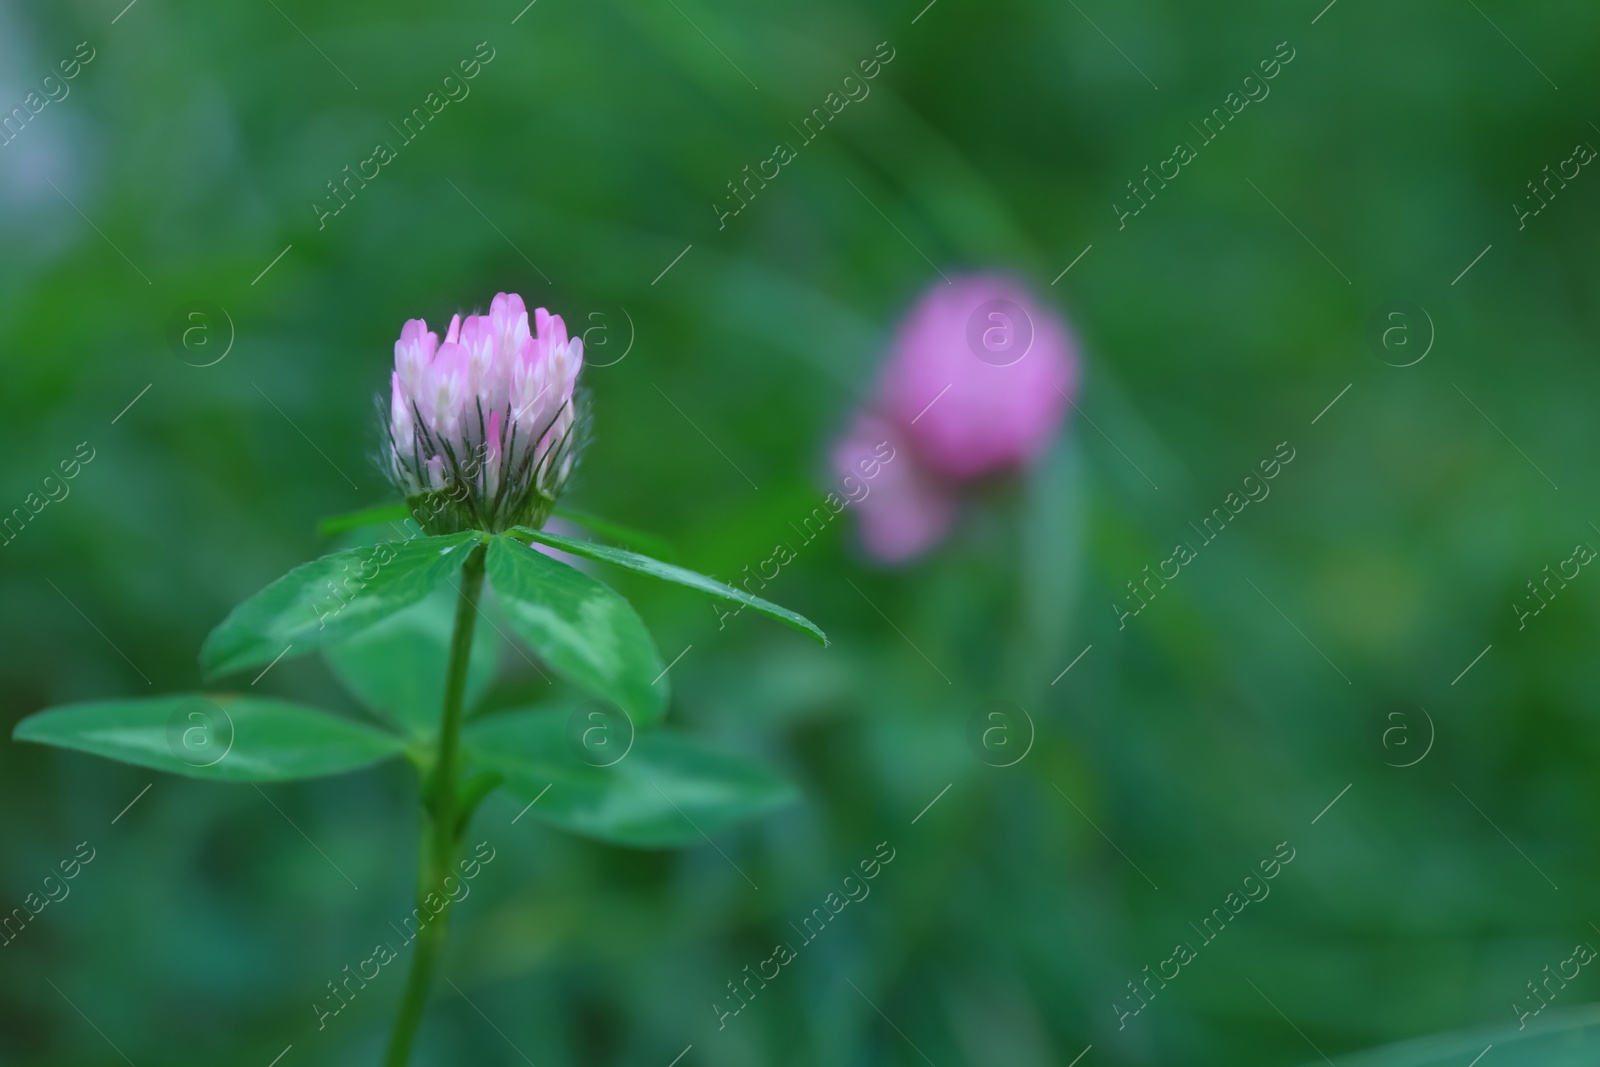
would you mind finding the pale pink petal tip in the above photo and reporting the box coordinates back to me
[490,292,526,323]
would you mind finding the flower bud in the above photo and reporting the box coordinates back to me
[831,414,954,563]
[385,292,585,533]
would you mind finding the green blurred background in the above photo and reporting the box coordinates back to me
[4,0,1599,1063]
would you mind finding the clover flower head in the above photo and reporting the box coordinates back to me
[386,292,585,534]
[832,274,1079,564]
[879,274,1077,481]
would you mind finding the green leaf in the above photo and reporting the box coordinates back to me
[1319,1003,1600,1066]
[200,531,482,680]
[513,526,827,646]
[316,502,412,538]
[13,695,405,781]
[323,588,500,739]
[486,535,667,728]
[552,506,677,562]
[464,708,797,847]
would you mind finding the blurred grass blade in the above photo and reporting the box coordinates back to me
[552,505,677,561]
[14,695,405,781]
[317,503,412,538]
[1324,1003,1600,1067]
[200,531,482,680]
[464,707,797,847]
[514,526,827,645]
[486,534,668,728]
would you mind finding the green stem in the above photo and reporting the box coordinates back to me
[383,541,487,1067]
